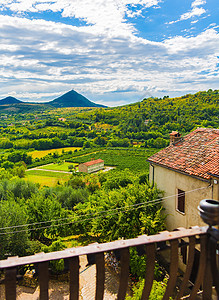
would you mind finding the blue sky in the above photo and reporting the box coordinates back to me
[0,0,218,106]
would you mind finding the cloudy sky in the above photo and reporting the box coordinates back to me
[0,0,218,106]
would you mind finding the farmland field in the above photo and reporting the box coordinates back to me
[39,162,78,171]
[25,169,71,187]
[25,148,158,186]
[71,148,159,172]
[28,147,81,159]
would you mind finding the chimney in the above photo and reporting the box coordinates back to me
[169,131,181,145]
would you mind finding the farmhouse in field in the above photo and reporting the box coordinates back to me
[147,128,219,230]
[78,159,104,173]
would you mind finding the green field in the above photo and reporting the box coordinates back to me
[25,169,71,187]
[28,147,81,159]
[25,148,158,186]
[72,148,159,172]
[39,162,78,172]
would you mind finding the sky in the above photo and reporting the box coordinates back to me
[0,0,219,107]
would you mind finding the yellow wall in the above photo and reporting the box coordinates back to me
[78,162,104,173]
[149,164,218,230]
[87,162,104,173]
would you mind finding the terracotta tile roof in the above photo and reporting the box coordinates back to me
[147,128,219,180]
[82,159,104,167]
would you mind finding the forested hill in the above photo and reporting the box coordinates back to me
[78,89,219,136]
[49,90,106,108]
[0,96,22,105]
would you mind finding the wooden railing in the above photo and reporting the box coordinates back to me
[0,225,218,299]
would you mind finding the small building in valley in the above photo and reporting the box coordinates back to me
[147,128,219,230]
[78,159,104,173]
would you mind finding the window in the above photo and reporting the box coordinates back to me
[177,189,185,213]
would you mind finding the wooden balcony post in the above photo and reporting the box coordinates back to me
[69,256,80,300]
[95,252,105,300]
[141,243,155,300]
[117,247,130,300]
[190,235,207,299]
[163,239,179,300]
[203,233,213,299]
[38,261,49,300]
[176,236,196,299]
[5,267,16,300]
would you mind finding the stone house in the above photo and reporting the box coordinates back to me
[78,159,104,173]
[147,128,219,230]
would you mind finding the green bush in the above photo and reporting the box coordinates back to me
[126,277,172,300]
[42,240,66,274]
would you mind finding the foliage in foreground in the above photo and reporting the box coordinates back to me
[126,278,172,300]
[0,169,166,262]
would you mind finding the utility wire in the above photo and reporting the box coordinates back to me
[0,186,209,232]
[0,185,210,235]
[0,186,208,231]
[0,198,167,236]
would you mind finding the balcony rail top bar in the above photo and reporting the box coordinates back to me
[0,226,207,269]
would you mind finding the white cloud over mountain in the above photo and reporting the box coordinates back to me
[0,1,218,105]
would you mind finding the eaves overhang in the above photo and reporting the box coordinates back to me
[147,160,210,183]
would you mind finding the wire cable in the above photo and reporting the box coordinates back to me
[0,185,210,235]
[0,185,209,232]
[0,198,164,235]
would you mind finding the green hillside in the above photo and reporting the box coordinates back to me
[78,89,219,135]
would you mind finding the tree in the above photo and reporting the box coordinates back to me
[25,194,69,239]
[13,164,26,178]
[0,200,29,259]
[68,164,74,172]
[42,240,66,273]
[1,161,14,170]
[74,180,165,242]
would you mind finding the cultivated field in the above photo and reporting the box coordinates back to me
[25,169,71,187]
[39,162,78,172]
[68,148,158,172]
[28,147,81,159]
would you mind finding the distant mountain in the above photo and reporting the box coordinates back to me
[0,96,22,105]
[49,90,106,108]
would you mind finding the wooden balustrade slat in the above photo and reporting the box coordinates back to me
[141,243,156,300]
[5,267,16,300]
[162,239,179,300]
[69,256,79,300]
[190,234,207,300]
[203,235,213,300]
[95,252,105,300]
[176,236,196,299]
[39,261,49,300]
[209,236,219,296]
[117,248,130,300]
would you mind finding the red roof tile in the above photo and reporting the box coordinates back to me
[147,128,219,180]
[82,159,104,167]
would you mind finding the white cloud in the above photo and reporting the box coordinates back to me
[191,0,206,8]
[0,0,161,37]
[0,7,218,105]
[180,7,206,21]
[168,0,207,24]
